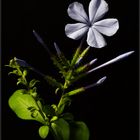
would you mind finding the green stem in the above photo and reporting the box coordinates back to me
[56,37,87,115]
[56,80,68,115]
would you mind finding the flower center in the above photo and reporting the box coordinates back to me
[87,22,92,27]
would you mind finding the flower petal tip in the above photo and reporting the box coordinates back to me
[97,76,107,84]
[127,51,135,55]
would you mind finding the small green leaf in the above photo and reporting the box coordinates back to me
[29,79,39,88]
[39,125,49,139]
[23,70,28,77]
[31,109,38,118]
[51,118,70,140]
[28,88,37,97]
[17,77,26,85]
[8,89,45,124]
[50,116,58,122]
[55,88,60,94]
[6,57,20,68]
[51,104,58,112]
[8,69,22,76]
[70,121,89,140]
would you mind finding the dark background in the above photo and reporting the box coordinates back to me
[2,0,139,140]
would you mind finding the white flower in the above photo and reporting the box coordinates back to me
[65,0,119,48]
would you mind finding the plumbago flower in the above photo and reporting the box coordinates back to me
[65,0,119,48]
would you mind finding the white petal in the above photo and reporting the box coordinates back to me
[65,23,88,40]
[87,27,106,48]
[68,2,89,23]
[88,0,101,23]
[94,0,108,22]
[93,18,119,36]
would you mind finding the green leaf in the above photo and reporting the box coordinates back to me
[23,70,28,77]
[6,57,20,68]
[29,79,39,88]
[8,89,45,124]
[28,87,37,97]
[70,121,89,140]
[39,125,49,139]
[17,77,27,85]
[51,104,58,112]
[50,116,58,122]
[8,69,22,76]
[51,118,70,140]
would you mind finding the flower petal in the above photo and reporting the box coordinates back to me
[94,0,109,22]
[88,0,101,23]
[87,27,106,48]
[65,23,88,40]
[93,18,119,36]
[67,2,89,23]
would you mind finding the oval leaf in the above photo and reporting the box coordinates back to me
[39,125,49,139]
[51,118,70,140]
[70,121,89,140]
[8,89,45,124]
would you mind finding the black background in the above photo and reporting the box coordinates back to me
[2,0,139,140]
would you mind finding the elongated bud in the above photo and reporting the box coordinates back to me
[54,42,61,56]
[15,57,46,77]
[31,67,46,77]
[71,46,81,66]
[84,76,107,90]
[15,57,29,67]
[33,30,45,47]
[96,76,107,85]
[75,58,97,73]
[87,51,134,74]
[76,46,90,65]
[66,76,107,96]
[33,30,51,55]
[88,58,97,66]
